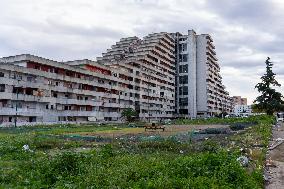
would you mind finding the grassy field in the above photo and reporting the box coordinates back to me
[0,115,274,188]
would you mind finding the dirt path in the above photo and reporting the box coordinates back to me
[265,121,284,189]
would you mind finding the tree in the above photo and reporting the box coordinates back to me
[251,104,264,113]
[121,108,138,122]
[254,57,284,115]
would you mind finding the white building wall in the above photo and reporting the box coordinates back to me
[174,30,232,118]
[196,35,208,115]
[186,30,197,118]
[0,55,135,126]
[233,105,252,116]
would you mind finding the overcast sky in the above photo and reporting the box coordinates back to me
[0,0,283,104]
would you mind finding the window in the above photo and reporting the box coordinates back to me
[179,65,188,73]
[179,54,188,62]
[0,72,4,77]
[0,84,5,92]
[179,98,188,106]
[179,76,188,84]
[27,75,35,82]
[179,86,188,95]
[17,102,22,109]
[78,84,82,89]
[9,117,12,122]
[98,79,104,84]
[15,74,22,80]
[46,104,49,109]
[9,73,15,79]
[179,109,188,114]
[25,88,33,95]
[29,117,36,122]
[179,43,187,52]
[51,105,54,110]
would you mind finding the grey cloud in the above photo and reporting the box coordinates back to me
[221,59,263,69]
[0,0,284,102]
[257,39,284,53]
[45,19,125,39]
[205,0,274,26]
[275,68,284,76]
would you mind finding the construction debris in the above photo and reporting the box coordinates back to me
[236,156,249,167]
[266,157,277,168]
[22,144,33,152]
[268,138,284,150]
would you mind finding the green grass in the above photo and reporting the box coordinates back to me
[0,115,274,188]
[173,115,272,125]
[0,123,125,135]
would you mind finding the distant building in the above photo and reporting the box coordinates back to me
[232,96,247,105]
[233,105,252,117]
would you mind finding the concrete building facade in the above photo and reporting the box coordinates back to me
[0,33,176,126]
[0,30,232,126]
[0,54,136,126]
[173,30,233,118]
[97,33,176,121]
[233,105,252,117]
[232,96,247,106]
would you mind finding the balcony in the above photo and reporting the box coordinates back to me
[57,110,101,117]
[0,107,44,116]
[55,98,103,106]
[0,92,51,103]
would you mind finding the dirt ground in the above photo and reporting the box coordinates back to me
[71,124,230,138]
[265,121,284,189]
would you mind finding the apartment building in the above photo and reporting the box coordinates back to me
[97,33,176,121]
[232,96,247,105]
[0,54,135,126]
[0,29,232,126]
[233,105,252,117]
[173,30,233,118]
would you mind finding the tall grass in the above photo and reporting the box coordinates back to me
[0,115,274,188]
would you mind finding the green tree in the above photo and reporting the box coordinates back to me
[254,57,284,115]
[251,104,264,113]
[121,108,138,122]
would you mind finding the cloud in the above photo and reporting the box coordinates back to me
[0,0,283,103]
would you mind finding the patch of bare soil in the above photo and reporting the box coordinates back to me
[71,124,230,138]
[266,121,284,189]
